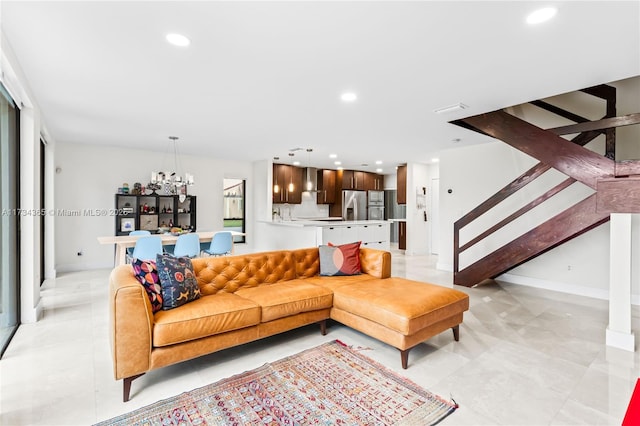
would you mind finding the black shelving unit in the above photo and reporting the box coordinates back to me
[114,194,196,235]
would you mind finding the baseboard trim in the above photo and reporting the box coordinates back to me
[606,327,635,352]
[436,262,453,272]
[21,299,43,324]
[498,272,640,306]
[56,261,113,273]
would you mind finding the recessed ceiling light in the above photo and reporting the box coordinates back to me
[293,161,300,166]
[375,160,382,165]
[334,161,342,165]
[376,168,383,173]
[432,158,440,163]
[329,154,337,159]
[526,7,557,25]
[337,166,344,170]
[166,33,191,47]
[341,92,357,102]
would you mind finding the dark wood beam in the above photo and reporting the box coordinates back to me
[530,100,591,124]
[461,111,615,189]
[616,160,640,177]
[597,177,640,213]
[605,129,616,160]
[547,113,640,135]
[580,84,616,102]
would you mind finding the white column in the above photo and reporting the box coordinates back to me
[606,213,635,351]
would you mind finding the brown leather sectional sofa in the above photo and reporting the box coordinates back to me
[109,247,469,402]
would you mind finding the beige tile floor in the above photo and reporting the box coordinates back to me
[1,248,639,425]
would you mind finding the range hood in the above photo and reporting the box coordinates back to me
[303,167,318,192]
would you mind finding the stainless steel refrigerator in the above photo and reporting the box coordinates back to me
[367,190,384,220]
[342,190,367,221]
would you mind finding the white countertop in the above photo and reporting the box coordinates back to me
[292,217,344,221]
[387,218,407,222]
[263,219,389,227]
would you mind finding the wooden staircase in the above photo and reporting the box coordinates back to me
[452,84,640,287]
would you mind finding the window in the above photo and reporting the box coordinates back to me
[0,83,20,358]
[223,179,245,243]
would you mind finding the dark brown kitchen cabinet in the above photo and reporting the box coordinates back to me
[316,169,336,204]
[397,164,407,204]
[288,166,303,203]
[365,172,384,191]
[342,170,365,190]
[398,221,407,250]
[272,164,286,203]
[272,163,303,204]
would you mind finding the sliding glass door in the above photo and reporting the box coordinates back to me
[0,84,20,358]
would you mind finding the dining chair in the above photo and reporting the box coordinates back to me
[201,231,233,256]
[131,236,163,262]
[126,230,152,262]
[170,233,201,258]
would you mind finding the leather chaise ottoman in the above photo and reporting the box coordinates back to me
[330,277,470,368]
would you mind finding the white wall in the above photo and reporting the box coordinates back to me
[54,142,255,272]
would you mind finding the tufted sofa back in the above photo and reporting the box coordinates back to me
[192,250,298,295]
[191,247,390,296]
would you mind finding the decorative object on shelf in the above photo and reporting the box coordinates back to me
[148,136,194,198]
[121,218,135,232]
[118,183,130,194]
[141,215,158,231]
[132,182,142,195]
[146,181,161,195]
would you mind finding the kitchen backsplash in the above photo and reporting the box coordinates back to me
[274,192,330,219]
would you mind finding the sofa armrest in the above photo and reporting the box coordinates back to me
[109,265,153,380]
[359,248,391,279]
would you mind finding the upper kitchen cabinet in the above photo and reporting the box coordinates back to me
[397,164,407,204]
[364,172,384,191]
[342,170,366,190]
[316,169,336,204]
[288,166,303,203]
[273,163,303,204]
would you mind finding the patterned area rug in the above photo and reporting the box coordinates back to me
[97,340,457,425]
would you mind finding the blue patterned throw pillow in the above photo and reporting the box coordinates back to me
[156,253,201,310]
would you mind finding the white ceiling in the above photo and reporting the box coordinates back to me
[1,1,639,173]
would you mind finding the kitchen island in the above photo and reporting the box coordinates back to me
[257,219,390,251]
